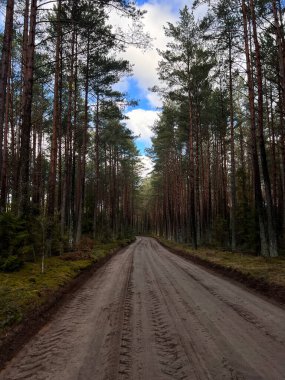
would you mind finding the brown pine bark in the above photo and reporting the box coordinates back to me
[249,0,278,257]
[32,98,43,209]
[242,0,268,256]
[11,0,29,212]
[0,0,14,189]
[57,40,63,213]
[272,0,285,117]
[229,35,236,250]
[18,0,37,216]
[93,93,100,238]
[188,93,197,249]
[61,26,75,235]
[47,0,62,217]
[0,57,12,211]
[267,85,277,209]
[273,0,285,238]
[75,34,90,244]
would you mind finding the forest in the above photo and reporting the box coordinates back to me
[1,1,285,377]
[0,0,285,274]
[0,0,147,272]
[138,0,285,258]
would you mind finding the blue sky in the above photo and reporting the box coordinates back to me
[110,0,207,175]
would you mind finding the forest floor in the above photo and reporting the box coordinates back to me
[1,237,285,379]
[0,238,133,367]
[157,238,285,304]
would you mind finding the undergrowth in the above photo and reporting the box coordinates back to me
[158,238,285,288]
[0,238,133,333]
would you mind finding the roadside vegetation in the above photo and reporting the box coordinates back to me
[0,0,141,335]
[159,238,285,290]
[0,0,145,265]
[138,1,285,258]
[1,0,285,344]
[0,238,133,334]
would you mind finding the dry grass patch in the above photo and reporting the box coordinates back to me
[159,238,285,288]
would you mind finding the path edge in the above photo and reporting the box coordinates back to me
[0,240,134,370]
[156,238,285,306]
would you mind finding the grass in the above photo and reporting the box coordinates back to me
[0,238,133,334]
[158,238,285,288]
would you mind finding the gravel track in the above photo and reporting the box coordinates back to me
[1,237,285,380]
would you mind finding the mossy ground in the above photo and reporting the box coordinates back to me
[0,239,132,334]
[159,238,285,288]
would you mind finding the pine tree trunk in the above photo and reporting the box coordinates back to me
[242,0,269,256]
[75,35,90,244]
[18,0,37,216]
[70,32,78,243]
[47,0,61,217]
[12,0,29,212]
[250,0,278,257]
[0,0,14,192]
[93,94,100,238]
[188,94,197,249]
[57,40,63,213]
[61,26,75,236]
[0,57,11,211]
[229,36,237,250]
[272,0,285,117]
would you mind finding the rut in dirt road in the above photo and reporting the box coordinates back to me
[1,237,285,380]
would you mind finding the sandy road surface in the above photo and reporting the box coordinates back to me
[1,237,285,380]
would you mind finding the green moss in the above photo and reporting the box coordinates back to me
[0,239,132,334]
[92,239,132,261]
[0,258,90,330]
[159,238,285,287]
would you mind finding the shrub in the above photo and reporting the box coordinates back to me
[0,256,23,272]
[0,213,42,270]
[0,213,23,255]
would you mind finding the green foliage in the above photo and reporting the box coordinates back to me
[0,238,132,332]
[211,216,230,247]
[0,256,23,273]
[0,257,92,330]
[0,213,68,272]
[0,213,23,254]
[92,238,133,261]
[0,286,22,329]
[0,213,27,271]
[45,216,68,256]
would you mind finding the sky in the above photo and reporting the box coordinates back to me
[110,0,208,176]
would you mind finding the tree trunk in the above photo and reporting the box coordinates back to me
[242,0,268,256]
[188,93,197,249]
[272,0,285,118]
[47,0,62,217]
[0,0,14,191]
[93,93,100,238]
[18,0,37,216]
[75,35,90,244]
[0,57,12,211]
[229,35,237,250]
[250,0,278,257]
[61,25,75,236]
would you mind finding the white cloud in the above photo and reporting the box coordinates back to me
[109,0,207,109]
[139,155,154,178]
[119,1,177,107]
[146,92,162,108]
[194,3,209,20]
[125,108,159,146]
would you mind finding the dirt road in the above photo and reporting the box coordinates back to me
[1,237,285,380]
